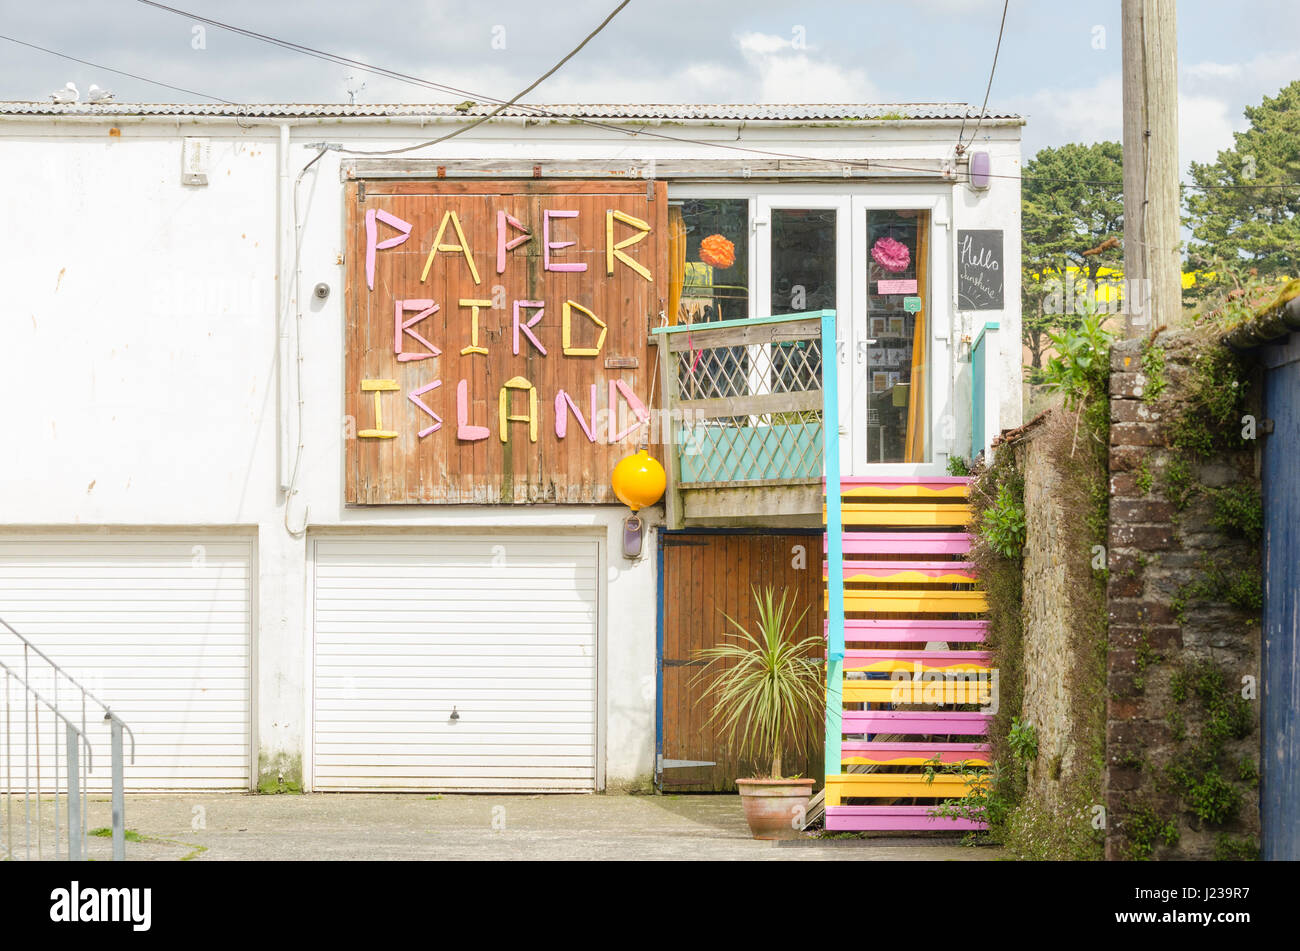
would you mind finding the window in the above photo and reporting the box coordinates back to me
[674,199,749,323]
[770,208,835,393]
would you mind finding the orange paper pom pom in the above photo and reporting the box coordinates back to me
[699,233,736,269]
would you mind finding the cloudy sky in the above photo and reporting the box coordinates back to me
[2,0,1298,174]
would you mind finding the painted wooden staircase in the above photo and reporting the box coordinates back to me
[821,476,993,832]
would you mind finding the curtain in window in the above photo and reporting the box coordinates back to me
[667,204,687,325]
[904,219,928,462]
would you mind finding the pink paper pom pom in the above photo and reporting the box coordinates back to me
[871,236,911,273]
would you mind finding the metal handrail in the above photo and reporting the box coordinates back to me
[0,614,135,860]
[0,616,136,761]
[0,660,94,772]
[1,660,95,860]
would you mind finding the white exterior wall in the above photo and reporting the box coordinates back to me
[0,112,1021,790]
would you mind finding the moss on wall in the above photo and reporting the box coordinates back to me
[257,751,304,794]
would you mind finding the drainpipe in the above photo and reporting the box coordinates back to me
[277,123,292,492]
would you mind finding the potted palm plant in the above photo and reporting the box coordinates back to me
[693,586,826,840]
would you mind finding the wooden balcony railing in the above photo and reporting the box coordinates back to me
[651,311,833,528]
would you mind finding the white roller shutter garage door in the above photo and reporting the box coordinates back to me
[312,536,599,792]
[0,534,252,790]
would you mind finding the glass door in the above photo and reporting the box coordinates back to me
[849,200,945,474]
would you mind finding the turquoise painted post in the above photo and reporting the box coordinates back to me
[971,328,986,460]
[820,309,844,783]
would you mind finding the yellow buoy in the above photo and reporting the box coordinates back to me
[611,449,666,512]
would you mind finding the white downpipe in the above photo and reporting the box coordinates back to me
[277,123,292,492]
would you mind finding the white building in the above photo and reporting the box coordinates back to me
[0,102,1023,793]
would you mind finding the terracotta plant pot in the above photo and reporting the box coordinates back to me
[735,778,816,840]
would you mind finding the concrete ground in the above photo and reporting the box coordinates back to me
[22,793,1001,861]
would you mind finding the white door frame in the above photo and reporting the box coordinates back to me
[754,195,853,470]
[849,194,953,477]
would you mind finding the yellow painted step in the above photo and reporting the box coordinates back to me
[841,483,969,500]
[842,679,996,705]
[826,589,988,614]
[824,772,984,806]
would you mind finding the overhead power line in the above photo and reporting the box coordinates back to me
[0,32,236,103]
[100,4,1300,194]
[958,0,1011,154]
[339,0,633,157]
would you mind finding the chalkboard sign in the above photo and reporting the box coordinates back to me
[957,229,1004,310]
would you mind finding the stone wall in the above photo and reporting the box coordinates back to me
[1014,411,1106,821]
[1104,331,1263,860]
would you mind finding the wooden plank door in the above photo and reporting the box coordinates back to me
[659,531,824,791]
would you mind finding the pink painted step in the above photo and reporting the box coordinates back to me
[842,710,990,735]
[840,740,990,765]
[841,648,992,667]
[827,560,976,580]
[825,805,987,832]
[829,476,971,486]
[824,619,989,642]
[825,533,972,556]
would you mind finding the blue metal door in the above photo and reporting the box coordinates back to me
[1261,332,1300,860]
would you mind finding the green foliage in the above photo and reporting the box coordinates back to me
[1163,456,1197,511]
[1172,559,1263,623]
[1135,457,1154,495]
[1133,631,1163,694]
[980,483,1027,559]
[1041,308,1114,410]
[1185,80,1300,294]
[1210,484,1264,543]
[1140,344,1167,403]
[1214,834,1260,861]
[1170,347,1250,460]
[1008,717,1039,762]
[692,586,824,780]
[1237,756,1260,787]
[1164,660,1256,827]
[90,827,144,842]
[945,455,971,477]
[1022,141,1124,370]
[1125,804,1180,860]
[968,451,1027,847]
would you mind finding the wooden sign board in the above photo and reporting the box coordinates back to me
[956,229,1004,311]
[345,180,667,504]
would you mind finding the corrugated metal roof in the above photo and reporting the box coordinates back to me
[0,101,1021,121]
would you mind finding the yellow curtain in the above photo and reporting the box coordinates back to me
[667,205,687,325]
[904,215,929,463]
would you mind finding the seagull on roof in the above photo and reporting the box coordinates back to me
[50,82,79,103]
[87,84,114,103]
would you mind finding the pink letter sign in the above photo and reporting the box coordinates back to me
[512,300,547,356]
[456,379,489,441]
[394,300,441,362]
[543,210,586,272]
[497,210,531,274]
[365,209,413,291]
[877,279,918,295]
[407,379,442,438]
[555,384,598,442]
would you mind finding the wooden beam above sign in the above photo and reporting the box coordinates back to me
[343,157,961,183]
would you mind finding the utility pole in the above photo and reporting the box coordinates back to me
[1121,0,1181,337]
